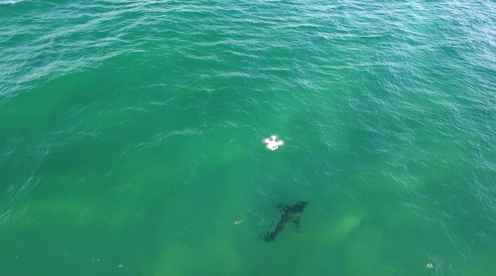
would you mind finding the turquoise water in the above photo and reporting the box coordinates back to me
[1,0,496,275]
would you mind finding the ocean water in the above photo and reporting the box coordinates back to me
[1,0,496,275]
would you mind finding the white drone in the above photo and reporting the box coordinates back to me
[263,135,284,151]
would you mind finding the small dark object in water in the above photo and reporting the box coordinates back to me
[262,201,308,242]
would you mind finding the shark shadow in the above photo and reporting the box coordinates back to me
[261,201,308,242]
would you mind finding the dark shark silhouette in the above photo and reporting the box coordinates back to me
[262,201,308,242]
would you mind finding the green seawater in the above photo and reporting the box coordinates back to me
[1,0,496,275]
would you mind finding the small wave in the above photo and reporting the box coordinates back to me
[0,206,27,230]
[0,0,24,4]
[136,128,203,151]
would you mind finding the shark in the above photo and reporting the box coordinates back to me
[262,201,308,242]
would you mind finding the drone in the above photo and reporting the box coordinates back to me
[263,135,284,151]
